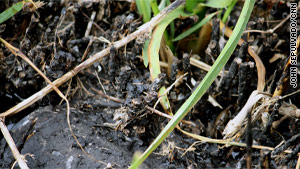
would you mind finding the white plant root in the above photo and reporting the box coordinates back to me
[223,90,268,139]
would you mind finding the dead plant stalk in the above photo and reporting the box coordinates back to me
[0,119,29,169]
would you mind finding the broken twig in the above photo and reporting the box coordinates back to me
[0,119,29,169]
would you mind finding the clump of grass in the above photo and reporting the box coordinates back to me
[135,0,151,23]
[147,4,190,114]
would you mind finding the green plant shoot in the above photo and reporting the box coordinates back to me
[222,0,238,23]
[0,2,24,24]
[148,4,190,113]
[203,0,233,8]
[136,0,151,23]
[172,11,219,42]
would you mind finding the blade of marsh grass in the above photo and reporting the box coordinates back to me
[129,0,255,168]
[204,0,233,8]
[222,0,238,23]
[136,0,151,23]
[138,0,152,67]
[164,32,174,52]
[185,0,202,13]
[142,39,150,67]
[139,0,157,68]
[0,0,38,25]
[148,5,189,113]
[170,20,175,39]
[172,11,219,42]
[164,0,175,39]
[158,0,166,11]
[0,2,24,24]
[151,0,160,16]
[148,5,189,79]
[130,151,143,166]
[157,87,171,113]
[151,0,175,52]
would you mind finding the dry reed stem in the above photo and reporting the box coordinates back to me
[190,57,228,76]
[243,14,290,34]
[145,106,194,126]
[296,153,300,169]
[0,119,29,169]
[177,126,292,153]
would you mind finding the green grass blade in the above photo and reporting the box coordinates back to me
[129,0,255,168]
[172,11,219,42]
[204,0,233,8]
[164,0,175,40]
[136,0,151,23]
[150,0,175,51]
[142,39,150,67]
[222,0,238,23]
[151,0,160,16]
[185,0,202,13]
[148,6,189,79]
[146,5,189,113]
[137,0,152,66]
[0,2,24,24]
[170,20,175,39]
[158,0,166,11]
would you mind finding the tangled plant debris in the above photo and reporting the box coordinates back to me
[0,0,299,168]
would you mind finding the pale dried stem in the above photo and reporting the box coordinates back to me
[145,106,194,126]
[296,153,300,169]
[243,14,290,34]
[233,89,300,140]
[177,126,292,153]
[0,119,29,169]
[91,87,124,103]
[223,90,267,138]
[85,11,96,37]
[152,73,188,111]
[190,57,228,76]
[157,56,227,76]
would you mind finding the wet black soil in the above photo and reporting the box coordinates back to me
[1,106,183,169]
[0,0,300,169]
